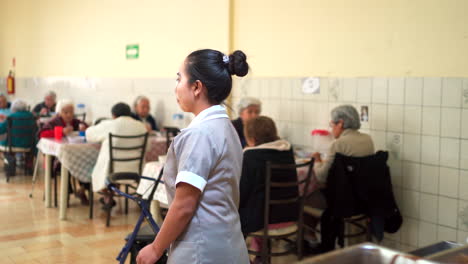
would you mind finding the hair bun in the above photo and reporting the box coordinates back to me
[227,50,249,77]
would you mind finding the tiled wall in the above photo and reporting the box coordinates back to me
[6,76,468,251]
[232,77,468,251]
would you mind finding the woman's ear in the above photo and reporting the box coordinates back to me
[193,80,204,97]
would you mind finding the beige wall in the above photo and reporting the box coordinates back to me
[233,0,468,77]
[0,0,230,77]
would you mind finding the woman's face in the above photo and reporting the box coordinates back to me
[175,61,197,112]
[240,105,260,123]
[330,119,344,139]
[60,105,74,123]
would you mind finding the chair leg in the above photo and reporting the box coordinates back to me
[106,192,113,227]
[89,183,93,219]
[53,170,58,208]
[125,185,129,215]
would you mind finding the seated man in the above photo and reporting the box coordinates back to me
[33,90,57,117]
[232,97,261,148]
[86,102,147,208]
[238,116,298,262]
[131,95,158,131]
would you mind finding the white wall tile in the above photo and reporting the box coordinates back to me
[401,218,419,246]
[458,200,468,232]
[438,196,458,228]
[316,102,330,128]
[457,230,468,244]
[388,78,405,105]
[280,79,293,99]
[403,106,422,134]
[279,99,292,121]
[403,162,420,191]
[370,130,386,151]
[442,78,462,107]
[423,77,442,107]
[269,79,281,99]
[302,100,317,125]
[342,78,357,102]
[421,165,439,194]
[461,109,468,139]
[403,134,421,162]
[460,140,468,170]
[437,226,457,242]
[387,105,404,132]
[357,78,372,103]
[441,108,461,138]
[328,78,342,101]
[418,222,438,247]
[463,79,468,108]
[389,159,402,187]
[291,100,304,123]
[292,79,304,100]
[422,107,440,136]
[419,193,438,223]
[459,170,468,201]
[421,136,440,165]
[439,167,459,198]
[372,78,388,104]
[405,78,423,105]
[440,138,460,168]
[402,190,420,218]
[371,104,387,130]
[387,133,403,161]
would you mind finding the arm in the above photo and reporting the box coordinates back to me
[313,142,337,183]
[136,183,201,263]
[85,121,110,142]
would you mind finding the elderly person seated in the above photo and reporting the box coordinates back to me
[312,104,375,183]
[86,102,147,209]
[39,99,89,204]
[238,116,298,261]
[131,95,158,131]
[33,90,57,117]
[232,97,261,148]
[0,99,36,176]
[0,93,11,110]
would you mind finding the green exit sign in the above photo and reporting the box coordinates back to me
[126,44,139,59]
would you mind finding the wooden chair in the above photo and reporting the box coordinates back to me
[105,132,149,227]
[246,158,314,263]
[74,113,86,122]
[0,116,37,181]
[162,126,180,152]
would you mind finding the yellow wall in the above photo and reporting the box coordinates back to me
[2,0,468,78]
[0,0,229,77]
[233,0,468,77]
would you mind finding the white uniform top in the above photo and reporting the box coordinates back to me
[163,105,249,264]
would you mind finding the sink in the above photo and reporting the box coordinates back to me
[409,241,463,258]
[426,244,468,263]
[298,243,438,264]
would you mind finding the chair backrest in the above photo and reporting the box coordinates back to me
[6,116,38,152]
[94,117,109,125]
[263,158,314,232]
[108,132,149,175]
[163,126,181,151]
[74,113,86,122]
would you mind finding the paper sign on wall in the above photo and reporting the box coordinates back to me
[302,77,320,94]
[126,44,139,59]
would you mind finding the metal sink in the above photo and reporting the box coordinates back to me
[426,244,468,263]
[409,241,462,258]
[297,243,438,264]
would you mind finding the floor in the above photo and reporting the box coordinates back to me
[0,163,301,264]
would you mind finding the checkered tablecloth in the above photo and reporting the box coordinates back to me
[37,135,168,183]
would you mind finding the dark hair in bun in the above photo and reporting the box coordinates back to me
[186,49,249,104]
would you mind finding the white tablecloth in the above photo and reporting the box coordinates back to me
[136,161,168,204]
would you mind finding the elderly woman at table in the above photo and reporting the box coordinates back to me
[33,90,57,117]
[86,102,147,208]
[238,116,298,261]
[39,99,89,204]
[131,95,158,131]
[0,99,36,176]
[232,97,261,148]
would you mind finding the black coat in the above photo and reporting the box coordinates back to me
[239,148,298,234]
[131,113,158,131]
[231,118,246,148]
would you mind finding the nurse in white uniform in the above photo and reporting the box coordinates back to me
[137,49,250,264]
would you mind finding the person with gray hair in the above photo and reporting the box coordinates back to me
[0,93,11,110]
[231,97,262,148]
[33,90,57,117]
[131,95,158,131]
[312,104,374,183]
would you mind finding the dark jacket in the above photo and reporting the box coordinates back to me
[232,118,246,148]
[320,151,402,251]
[131,113,158,131]
[239,140,298,234]
[33,102,56,116]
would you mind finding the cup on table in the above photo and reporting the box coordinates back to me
[54,126,63,140]
[158,155,167,164]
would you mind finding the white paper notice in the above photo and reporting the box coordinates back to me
[302,77,320,94]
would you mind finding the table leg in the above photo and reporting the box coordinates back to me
[44,154,52,208]
[150,200,163,226]
[59,165,69,220]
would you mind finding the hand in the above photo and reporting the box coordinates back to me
[145,123,152,132]
[79,123,86,131]
[40,108,48,115]
[63,126,74,135]
[312,152,322,163]
[136,244,161,264]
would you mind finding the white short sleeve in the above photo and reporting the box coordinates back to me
[174,128,216,192]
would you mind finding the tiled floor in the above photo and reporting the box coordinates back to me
[0,165,302,263]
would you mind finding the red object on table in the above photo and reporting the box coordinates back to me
[311,129,330,136]
[54,126,63,140]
